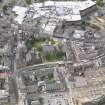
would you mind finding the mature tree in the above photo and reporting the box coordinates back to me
[25,0,31,4]
[96,0,104,6]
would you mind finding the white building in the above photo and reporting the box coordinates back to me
[12,0,96,24]
[12,0,96,37]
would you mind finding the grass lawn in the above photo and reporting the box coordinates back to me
[42,52,65,62]
[33,38,65,62]
[33,38,59,51]
[33,38,46,51]
[47,78,56,84]
[25,37,46,50]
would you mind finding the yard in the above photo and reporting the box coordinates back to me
[42,52,65,62]
[25,37,65,62]
[47,78,56,84]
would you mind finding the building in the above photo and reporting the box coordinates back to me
[46,82,65,92]
[72,68,105,105]
[17,63,66,105]
[65,30,105,75]
[26,97,43,105]
[12,0,96,25]
[42,44,55,53]
[12,0,96,38]
[0,74,9,105]
[26,48,42,65]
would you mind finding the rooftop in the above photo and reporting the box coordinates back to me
[12,0,96,24]
[0,90,8,99]
[73,68,105,103]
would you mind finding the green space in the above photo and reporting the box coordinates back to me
[95,95,105,105]
[25,38,35,50]
[33,37,46,51]
[25,37,57,51]
[33,38,58,51]
[96,0,104,6]
[25,0,32,5]
[47,78,56,84]
[43,52,65,62]
[25,37,65,62]
[25,37,45,50]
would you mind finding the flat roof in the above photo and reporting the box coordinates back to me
[12,0,96,24]
[12,6,27,24]
[0,90,8,98]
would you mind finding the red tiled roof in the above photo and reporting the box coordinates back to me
[0,73,11,78]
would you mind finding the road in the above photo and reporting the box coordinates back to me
[15,75,26,105]
[8,77,18,105]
